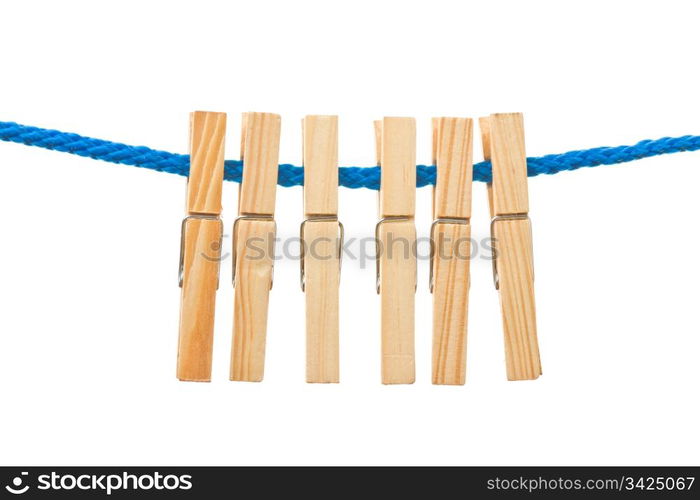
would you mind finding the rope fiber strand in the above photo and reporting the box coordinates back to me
[1,121,699,189]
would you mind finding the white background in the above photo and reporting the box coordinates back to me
[0,0,698,466]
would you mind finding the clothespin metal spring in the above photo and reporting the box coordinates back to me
[490,213,534,290]
[374,216,417,295]
[428,216,469,293]
[299,215,344,292]
[231,214,276,290]
[178,214,223,288]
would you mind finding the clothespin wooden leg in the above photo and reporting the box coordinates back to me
[177,111,227,381]
[230,112,281,382]
[478,117,496,218]
[301,115,341,383]
[375,117,417,384]
[430,117,473,385]
[480,113,542,381]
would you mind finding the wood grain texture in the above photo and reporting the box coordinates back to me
[374,120,383,216]
[481,113,541,380]
[379,117,416,217]
[230,219,276,382]
[375,117,416,384]
[489,113,528,215]
[177,217,222,381]
[478,117,495,218]
[434,117,473,219]
[378,220,416,384]
[431,117,439,219]
[302,115,340,383]
[304,221,340,383]
[177,111,226,382]
[186,111,226,215]
[431,116,473,385]
[374,120,382,165]
[432,222,470,385]
[493,218,541,380]
[303,115,338,216]
[238,112,281,216]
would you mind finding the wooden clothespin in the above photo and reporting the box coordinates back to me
[375,117,416,384]
[301,115,342,383]
[430,117,473,385]
[230,112,281,382]
[479,113,542,380]
[177,111,227,381]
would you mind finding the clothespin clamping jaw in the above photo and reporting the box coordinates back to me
[177,111,227,381]
[479,113,542,380]
[375,117,417,384]
[300,115,343,383]
[230,112,281,382]
[430,117,473,385]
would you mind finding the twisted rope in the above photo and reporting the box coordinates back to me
[2,121,699,189]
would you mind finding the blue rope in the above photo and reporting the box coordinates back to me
[1,121,699,189]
